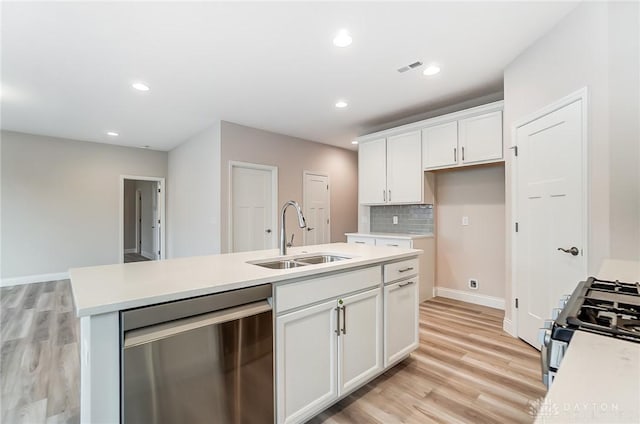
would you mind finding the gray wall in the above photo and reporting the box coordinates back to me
[1,131,168,281]
[503,1,640,320]
[167,122,221,258]
[219,121,358,253]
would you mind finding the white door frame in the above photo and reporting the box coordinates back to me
[302,171,331,246]
[119,175,166,263]
[228,161,278,253]
[510,87,589,337]
[135,189,142,254]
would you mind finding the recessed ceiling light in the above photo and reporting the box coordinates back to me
[335,100,348,108]
[351,140,359,145]
[423,65,441,76]
[107,131,119,136]
[132,82,150,91]
[333,29,352,47]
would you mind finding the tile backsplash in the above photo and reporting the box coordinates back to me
[370,204,434,234]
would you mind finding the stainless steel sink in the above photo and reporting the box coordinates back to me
[249,253,351,269]
[295,255,350,265]
[255,260,307,269]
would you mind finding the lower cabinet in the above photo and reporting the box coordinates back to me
[276,288,382,424]
[384,277,419,367]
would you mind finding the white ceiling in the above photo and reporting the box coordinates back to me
[1,1,578,151]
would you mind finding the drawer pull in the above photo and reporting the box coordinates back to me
[387,244,399,247]
[399,281,415,287]
[354,241,366,244]
[398,267,414,273]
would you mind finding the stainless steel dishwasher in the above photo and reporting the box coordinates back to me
[121,284,273,424]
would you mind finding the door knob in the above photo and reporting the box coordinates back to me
[306,227,314,232]
[557,246,579,256]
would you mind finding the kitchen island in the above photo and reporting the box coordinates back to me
[70,242,422,423]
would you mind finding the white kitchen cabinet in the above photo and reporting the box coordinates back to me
[338,288,383,394]
[386,131,423,203]
[384,277,419,367]
[422,121,458,169]
[358,138,387,204]
[276,299,338,424]
[422,110,503,170]
[275,269,383,424]
[458,110,503,164]
[346,234,435,302]
[358,131,426,205]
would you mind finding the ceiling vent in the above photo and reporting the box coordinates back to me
[397,61,423,73]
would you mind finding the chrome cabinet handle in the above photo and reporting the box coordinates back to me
[335,307,341,336]
[387,243,399,247]
[557,247,579,256]
[265,229,272,233]
[398,281,415,288]
[354,241,366,244]
[383,190,386,202]
[462,146,465,161]
[388,190,391,202]
[341,306,346,335]
[398,267,414,272]
[306,227,314,232]
[454,147,457,162]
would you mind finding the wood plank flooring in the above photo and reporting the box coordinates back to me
[0,283,546,424]
[123,253,151,263]
[0,280,80,424]
[309,297,546,424]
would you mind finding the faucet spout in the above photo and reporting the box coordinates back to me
[280,200,307,256]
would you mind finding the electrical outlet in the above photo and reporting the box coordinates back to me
[462,216,469,226]
[393,215,398,225]
[469,279,478,290]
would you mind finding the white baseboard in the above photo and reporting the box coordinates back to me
[141,250,155,260]
[434,287,505,310]
[503,318,516,336]
[1,271,70,287]
[124,248,137,254]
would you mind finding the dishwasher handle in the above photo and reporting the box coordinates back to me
[124,300,271,348]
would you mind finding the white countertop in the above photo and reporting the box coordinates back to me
[345,232,434,240]
[70,242,421,317]
[534,331,640,423]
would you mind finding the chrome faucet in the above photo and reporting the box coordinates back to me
[280,200,307,256]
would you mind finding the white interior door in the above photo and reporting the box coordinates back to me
[152,181,161,260]
[515,98,586,347]
[231,164,275,252]
[303,172,330,246]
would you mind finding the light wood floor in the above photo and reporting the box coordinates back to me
[309,297,547,424]
[1,280,79,424]
[0,282,545,424]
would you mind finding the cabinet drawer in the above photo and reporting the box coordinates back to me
[347,236,376,246]
[375,238,412,249]
[275,267,382,313]
[383,258,418,283]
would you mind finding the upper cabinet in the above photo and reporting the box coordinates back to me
[359,131,428,205]
[422,108,503,171]
[358,101,504,183]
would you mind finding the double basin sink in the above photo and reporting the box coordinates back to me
[249,254,351,269]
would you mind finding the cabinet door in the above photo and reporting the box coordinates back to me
[338,288,382,395]
[386,131,423,203]
[458,111,503,164]
[276,300,338,424]
[384,278,419,367]
[422,121,458,169]
[358,138,387,204]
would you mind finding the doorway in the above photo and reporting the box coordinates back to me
[512,89,588,347]
[229,162,278,253]
[120,175,166,263]
[303,171,330,246]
